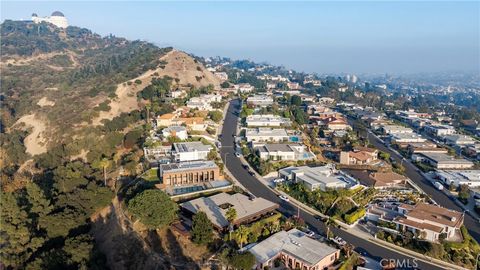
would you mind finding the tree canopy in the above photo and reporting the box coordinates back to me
[127,189,178,229]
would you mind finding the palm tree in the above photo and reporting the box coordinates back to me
[98,158,110,187]
[235,225,249,249]
[342,243,354,258]
[324,217,336,239]
[225,207,237,240]
[145,103,151,124]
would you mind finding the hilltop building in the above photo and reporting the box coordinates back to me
[32,11,68,28]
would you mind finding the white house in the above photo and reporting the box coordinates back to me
[246,95,273,107]
[436,170,480,188]
[162,126,188,141]
[172,141,213,162]
[278,164,358,192]
[246,114,291,127]
[256,143,315,161]
[245,128,289,143]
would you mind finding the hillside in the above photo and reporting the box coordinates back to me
[0,20,219,169]
[0,20,221,270]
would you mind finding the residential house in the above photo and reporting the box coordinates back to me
[442,134,476,147]
[391,133,427,144]
[248,229,340,270]
[180,192,278,230]
[368,172,407,189]
[393,203,464,242]
[256,143,316,161]
[424,124,456,137]
[246,95,274,107]
[246,114,291,127]
[245,128,289,143]
[172,141,213,162]
[412,152,474,169]
[339,147,379,165]
[162,126,188,141]
[278,164,358,191]
[436,170,480,188]
[160,160,220,186]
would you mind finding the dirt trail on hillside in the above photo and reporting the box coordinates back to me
[91,50,221,126]
[14,114,48,156]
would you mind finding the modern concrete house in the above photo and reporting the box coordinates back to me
[256,143,315,161]
[278,164,358,191]
[245,128,289,143]
[159,160,220,186]
[172,141,213,162]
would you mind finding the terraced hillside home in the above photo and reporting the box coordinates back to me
[160,160,220,186]
[248,229,340,270]
[162,126,188,141]
[180,192,278,230]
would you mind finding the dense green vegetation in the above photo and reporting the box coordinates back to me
[127,189,178,229]
[0,161,112,269]
[191,211,214,245]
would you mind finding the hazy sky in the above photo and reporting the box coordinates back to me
[2,1,479,74]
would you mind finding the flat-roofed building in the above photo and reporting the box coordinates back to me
[180,192,278,229]
[246,114,291,127]
[256,143,315,161]
[160,160,220,186]
[436,170,480,188]
[248,229,340,270]
[381,125,414,135]
[394,203,464,242]
[413,152,474,169]
[424,124,456,137]
[391,133,427,144]
[245,128,289,143]
[246,95,274,107]
[162,126,188,140]
[173,141,213,162]
[278,164,358,191]
[442,134,477,147]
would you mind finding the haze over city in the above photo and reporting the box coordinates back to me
[2,1,479,74]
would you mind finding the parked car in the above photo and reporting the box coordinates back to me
[434,182,444,191]
[235,152,241,157]
[305,230,315,237]
[273,178,284,183]
[278,195,290,202]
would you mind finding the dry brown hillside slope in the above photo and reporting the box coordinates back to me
[92,49,220,125]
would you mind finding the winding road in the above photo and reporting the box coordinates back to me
[219,99,449,270]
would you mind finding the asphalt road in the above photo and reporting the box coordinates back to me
[359,123,480,243]
[219,99,445,270]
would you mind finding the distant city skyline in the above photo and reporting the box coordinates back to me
[2,1,479,74]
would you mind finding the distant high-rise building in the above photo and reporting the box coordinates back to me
[351,75,358,83]
[31,11,68,28]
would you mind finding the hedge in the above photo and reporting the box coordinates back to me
[344,208,366,224]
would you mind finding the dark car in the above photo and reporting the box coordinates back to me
[243,165,249,169]
[249,171,255,176]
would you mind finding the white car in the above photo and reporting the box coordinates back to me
[305,230,315,237]
[273,178,284,183]
[235,152,241,157]
[278,195,290,202]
